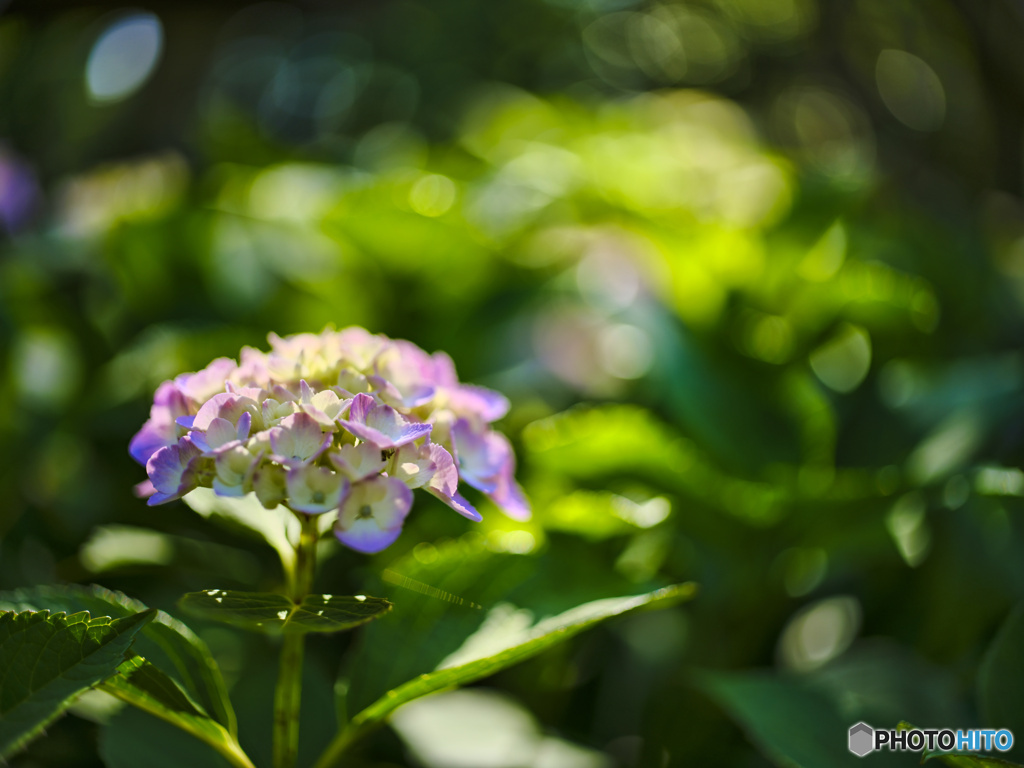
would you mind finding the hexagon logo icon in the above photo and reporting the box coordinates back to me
[849,722,875,757]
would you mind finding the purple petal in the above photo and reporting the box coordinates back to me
[206,417,239,447]
[444,385,510,423]
[368,375,435,409]
[328,442,387,480]
[286,465,348,515]
[339,393,432,449]
[426,443,458,495]
[346,392,374,422]
[370,340,439,407]
[335,521,404,554]
[424,444,482,521]
[391,442,437,489]
[488,472,531,521]
[334,476,412,554]
[430,351,459,387]
[129,419,175,466]
[212,445,259,497]
[133,479,156,499]
[193,393,261,432]
[236,347,272,389]
[427,489,482,522]
[225,383,267,402]
[128,381,190,465]
[336,326,388,370]
[145,436,203,506]
[176,357,237,404]
[191,416,246,456]
[236,411,252,440]
[269,411,332,467]
[271,384,298,403]
[450,419,511,494]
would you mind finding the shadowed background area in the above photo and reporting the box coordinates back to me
[4,0,1024,766]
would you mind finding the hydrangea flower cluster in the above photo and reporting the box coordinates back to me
[130,328,529,553]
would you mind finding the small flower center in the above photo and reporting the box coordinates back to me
[357,504,374,519]
[312,491,325,504]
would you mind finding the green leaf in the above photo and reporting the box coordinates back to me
[179,492,337,570]
[0,583,236,736]
[0,609,154,758]
[540,490,671,540]
[99,655,254,768]
[343,542,535,716]
[522,405,785,522]
[697,670,870,768]
[315,582,695,768]
[100,704,235,768]
[178,590,392,634]
[979,604,1024,754]
[342,536,654,721]
[182,488,299,575]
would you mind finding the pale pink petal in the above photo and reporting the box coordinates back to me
[329,442,387,481]
[269,412,332,468]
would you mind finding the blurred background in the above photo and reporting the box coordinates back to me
[3,0,1024,766]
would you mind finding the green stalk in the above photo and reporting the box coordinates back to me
[273,514,318,768]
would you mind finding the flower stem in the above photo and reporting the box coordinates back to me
[273,514,318,768]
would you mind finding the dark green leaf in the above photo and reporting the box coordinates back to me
[0,583,236,735]
[99,655,254,768]
[807,641,969,730]
[316,582,694,768]
[979,604,1024,757]
[100,704,235,768]
[698,670,906,768]
[178,590,391,634]
[0,609,154,758]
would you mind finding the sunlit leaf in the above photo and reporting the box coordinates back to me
[318,582,695,768]
[100,655,254,768]
[178,591,391,634]
[540,490,671,540]
[523,404,785,521]
[0,584,236,735]
[0,609,154,758]
[182,488,299,575]
[343,541,535,716]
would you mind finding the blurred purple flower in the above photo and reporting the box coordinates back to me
[0,147,39,234]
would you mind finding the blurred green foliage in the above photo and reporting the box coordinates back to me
[5,0,1024,766]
